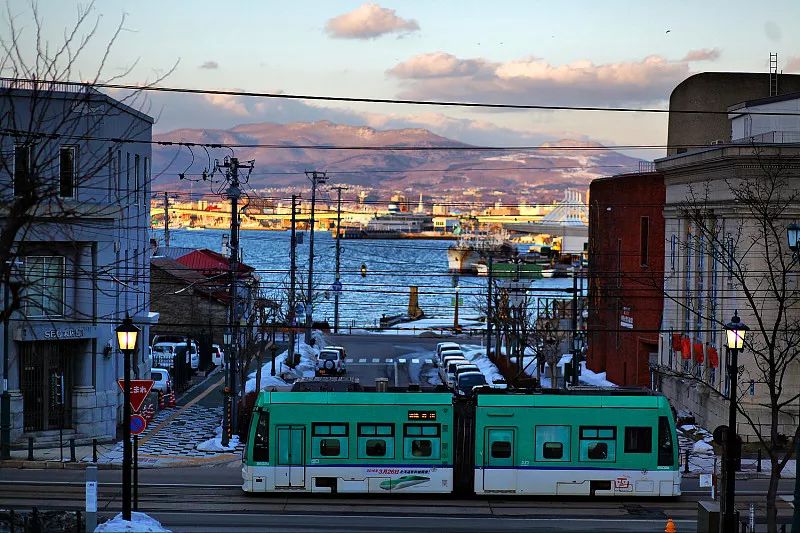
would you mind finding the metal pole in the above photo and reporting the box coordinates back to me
[164,192,170,248]
[133,435,139,511]
[794,414,800,532]
[723,346,739,532]
[1,278,10,459]
[571,268,579,386]
[454,285,460,331]
[305,171,325,344]
[85,464,97,533]
[228,158,242,440]
[486,255,493,360]
[333,186,347,334]
[289,195,297,366]
[122,349,132,521]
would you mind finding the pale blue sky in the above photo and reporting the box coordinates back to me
[5,1,800,154]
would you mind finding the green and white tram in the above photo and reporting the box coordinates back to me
[242,386,680,497]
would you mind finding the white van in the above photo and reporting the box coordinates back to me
[435,342,460,364]
[438,353,467,383]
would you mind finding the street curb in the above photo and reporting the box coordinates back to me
[0,460,117,470]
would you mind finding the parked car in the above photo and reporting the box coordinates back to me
[152,342,178,368]
[211,344,225,367]
[454,371,487,397]
[434,342,460,365]
[438,354,467,383]
[438,348,464,365]
[450,363,481,389]
[326,345,347,361]
[150,368,172,394]
[316,348,345,376]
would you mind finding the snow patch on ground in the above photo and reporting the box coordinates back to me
[196,425,240,452]
[578,363,617,387]
[95,512,170,532]
[244,331,324,393]
[460,344,505,385]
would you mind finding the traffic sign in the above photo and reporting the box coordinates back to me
[117,379,155,412]
[130,414,147,435]
[332,280,342,292]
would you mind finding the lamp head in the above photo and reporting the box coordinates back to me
[115,315,140,352]
[725,311,748,350]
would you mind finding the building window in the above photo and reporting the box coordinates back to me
[670,234,677,271]
[640,217,649,267]
[126,152,130,198]
[14,144,32,196]
[116,150,122,200]
[134,154,140,204]
[24,256,65,317]
[59,146,76,198]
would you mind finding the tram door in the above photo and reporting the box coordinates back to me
[483,428,517,492]
[276,426,305,488]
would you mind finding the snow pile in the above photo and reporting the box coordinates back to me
[244,331,323,393]
[460,344,505,385]
[578,363,617,387]
[692,440,714,454]
[197,425,240,452]
[95,512,170,532]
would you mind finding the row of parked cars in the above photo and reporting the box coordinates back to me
[434,342,488,397]
[148,337,227,396]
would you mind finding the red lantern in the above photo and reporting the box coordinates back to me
[708,346,719,368]
[672,333,682,352]
[693,342,704,364]
[681,336,691,360]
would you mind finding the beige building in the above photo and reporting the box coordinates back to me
[654,93,800,439]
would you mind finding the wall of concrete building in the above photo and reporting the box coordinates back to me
[587,172,665,387]
[667,72,800,155]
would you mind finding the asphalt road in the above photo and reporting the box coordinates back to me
[327,333,455,388]
[1,468,794,532]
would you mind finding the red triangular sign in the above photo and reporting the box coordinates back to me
[117,379,155,412]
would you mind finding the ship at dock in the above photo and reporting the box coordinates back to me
[447,233,516,273]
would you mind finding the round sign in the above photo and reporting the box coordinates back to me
[332,280,342,292]
[130,414,147,435]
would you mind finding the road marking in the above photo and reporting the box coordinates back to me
[412,358,420,364]
[358,358,366,363]
[372,358,380,363]
[385,358,394,363]
[398,358,406,364]
[425,359,432,364]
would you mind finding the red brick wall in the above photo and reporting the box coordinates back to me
[587,172,665,386]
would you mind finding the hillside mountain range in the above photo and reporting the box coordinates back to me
[152,121,644,201]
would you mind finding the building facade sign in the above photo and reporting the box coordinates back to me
[620,306,634,329]
[13,324,98,342]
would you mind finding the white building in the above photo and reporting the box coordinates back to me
[0,80,157,447]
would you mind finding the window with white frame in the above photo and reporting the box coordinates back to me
[24,256,65,317]
[59,146,76,198]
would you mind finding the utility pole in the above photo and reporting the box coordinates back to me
[571,268,579,386]
[332,186,348,334]
[288,195,298,365]
[163,192,170,248]
[305,171,328,344]
[486,254,493,360]
[217,156,254,445]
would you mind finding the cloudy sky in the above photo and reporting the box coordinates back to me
[6,1,800,157]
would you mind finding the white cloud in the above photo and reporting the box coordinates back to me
[388,52,700,106]
[681,48,720,62]
[325,3,419,39]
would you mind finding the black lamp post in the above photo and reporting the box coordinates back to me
[722,311,748,532]
[222,327,232,447]
[115,315,140,522]
[786,223,800,533]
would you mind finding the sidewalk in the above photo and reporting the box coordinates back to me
[0,367,242,469]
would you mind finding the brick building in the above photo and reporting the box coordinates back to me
[587,172,665,386]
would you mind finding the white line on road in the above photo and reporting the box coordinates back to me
[358,358,366,363]
[398,359,406,364]
[372,358,380,363]
[412,358,420,364]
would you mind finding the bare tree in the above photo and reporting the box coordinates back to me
[654,147,800,532]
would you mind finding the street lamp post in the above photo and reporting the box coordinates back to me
[722,311,748,532]
[115,316,140,522]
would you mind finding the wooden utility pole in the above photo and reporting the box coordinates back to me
[163,192,170,248]
[486,255,493,360]
[332,186,348,334]
[304,171,328,344]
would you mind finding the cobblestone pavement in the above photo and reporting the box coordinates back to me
[99,403,243,467]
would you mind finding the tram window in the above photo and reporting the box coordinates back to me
[319,439,341,456]
[657,416,675,467]
[365,439,387,457]
[542,442,563,459]
[404,424,440,437]
[358,423,394,437]
[312,423,349,437]
[624,427,652,454]
[252,412,269,462]
[579,426,616,462]
[491,441,512,459]
[587,442,608,460]
[535,425,570,462]
[411,440,432,457]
